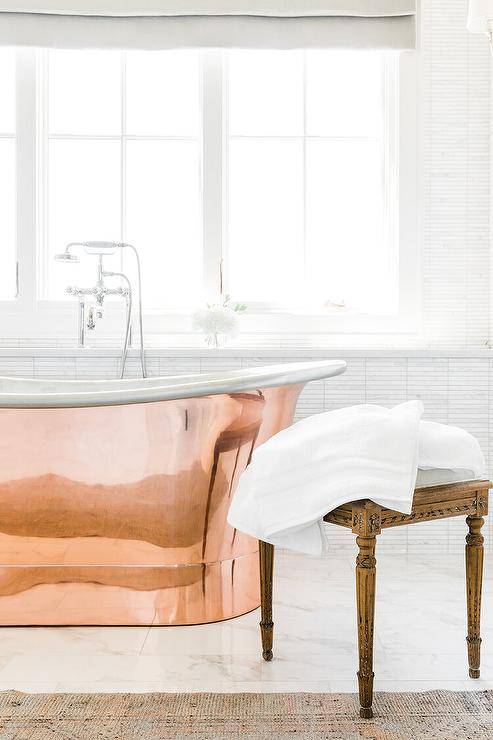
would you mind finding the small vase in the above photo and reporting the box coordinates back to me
[205,332,226,349]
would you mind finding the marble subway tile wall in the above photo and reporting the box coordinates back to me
[0,352,491,555]
[422,0,490,348]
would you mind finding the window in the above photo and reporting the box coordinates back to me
[1,48,417,336]
[227,50,395,315]
[45,50,202,309]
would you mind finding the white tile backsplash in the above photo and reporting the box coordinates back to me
[422,0,490,349]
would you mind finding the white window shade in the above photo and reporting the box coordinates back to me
[0,1,417,49]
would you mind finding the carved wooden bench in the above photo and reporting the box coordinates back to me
[258,479,490,719]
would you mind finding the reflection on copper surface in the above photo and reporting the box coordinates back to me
[0,385,302,625]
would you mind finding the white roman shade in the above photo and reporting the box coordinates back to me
[0,1,417,49]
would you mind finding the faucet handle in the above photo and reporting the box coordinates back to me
[86,307,96,331]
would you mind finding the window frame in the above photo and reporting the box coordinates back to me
[0,47,419,341]
[220,49,419,334]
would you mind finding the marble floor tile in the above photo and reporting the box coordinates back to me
[53,681,333,694]
[0,682,59,694]
[375,653,493,682]
[328,679,472,693]
[141,620,259,657]
[0,552,489,694]
[0,627,150,657]
[0,654,264,685]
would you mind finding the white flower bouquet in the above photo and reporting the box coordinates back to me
[193,296,247,348]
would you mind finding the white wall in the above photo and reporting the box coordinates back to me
[422,0,491,348]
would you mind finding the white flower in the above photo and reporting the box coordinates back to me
[192,305,240,338]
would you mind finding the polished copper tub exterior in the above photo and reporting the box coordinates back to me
[0,385,302,625]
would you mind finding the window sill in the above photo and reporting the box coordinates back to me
[0,343,490,360]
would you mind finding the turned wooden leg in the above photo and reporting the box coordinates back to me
[466,515,485,679]
[356,533,377,719]
[352,501,381,720]
[259,540,274,661]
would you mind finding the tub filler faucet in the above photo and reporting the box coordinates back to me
[55,241,147,379]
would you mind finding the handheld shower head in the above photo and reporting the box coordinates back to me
[54,241,121,264]
[54,242,88,263]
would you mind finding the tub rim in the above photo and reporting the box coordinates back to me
[0,359,346,408]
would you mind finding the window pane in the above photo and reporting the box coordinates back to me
[228,50,303,136]
[0,139,16,299]
[306,51,383,138]
[305,139,391,313]
[227,140,303,303]
[49,50,121,135]
[0,48,15,134]
[125,140,201,309]
[125,51,199,137]
[226,48,391,315]
[48,140,121,298]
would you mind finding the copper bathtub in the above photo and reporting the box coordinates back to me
[0,360,345,626]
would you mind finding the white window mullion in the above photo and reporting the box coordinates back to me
[15,49,38,309]
[201,50,224,302]
[36,50,50,300]
[120,50,126,273]
[397,50,419,325]
[302,50,308,291]
[382,54,399,314]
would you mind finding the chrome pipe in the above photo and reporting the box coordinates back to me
[78,300,85,348]
[103,271,132,379]
[119,243,147,379]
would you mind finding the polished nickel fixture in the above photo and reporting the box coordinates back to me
[54,241,147,379]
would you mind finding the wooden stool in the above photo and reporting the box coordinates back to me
[259,479,490,719]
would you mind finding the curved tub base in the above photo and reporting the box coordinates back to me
[0,553,260,626]
[0,382,310,626]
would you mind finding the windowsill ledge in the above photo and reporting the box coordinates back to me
[0,341,491,360]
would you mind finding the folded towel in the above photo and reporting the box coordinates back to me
[227,401,485,556]
[418,418,485,475]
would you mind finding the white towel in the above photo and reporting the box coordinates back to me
[227,401,485,556]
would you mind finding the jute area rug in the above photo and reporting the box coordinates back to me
[0,690,491,740]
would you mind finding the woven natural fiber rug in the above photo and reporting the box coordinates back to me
[0,690,491,740]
